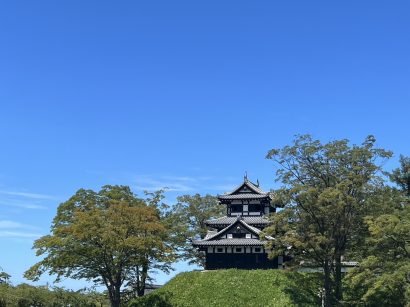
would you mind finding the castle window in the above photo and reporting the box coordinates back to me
[217,247,224,253]
[254,247,261,253]
[231,205,242,212]
[235,247,242,253]
[248,204,261,212]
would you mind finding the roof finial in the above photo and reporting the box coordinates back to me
[256,179,260,187]
[244,171,248,182]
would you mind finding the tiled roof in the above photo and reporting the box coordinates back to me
[218,193,270,200]
[203,231,217,239]
[194,216,275,249]
[193,238,267,246]
[246,223,263,235]
[206,216,271,226]
[243,180,265,194]
[219,179,268,196]
[202,219,259,241]
[198,218,274,242]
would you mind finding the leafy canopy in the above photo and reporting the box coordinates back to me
[264,135,392,306]
[166,194,224,266]
[346,156,410,306]
[25,185,173,307]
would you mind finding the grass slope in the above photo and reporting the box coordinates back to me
[129,269,320,307]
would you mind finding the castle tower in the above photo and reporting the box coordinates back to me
[193,177,283,270]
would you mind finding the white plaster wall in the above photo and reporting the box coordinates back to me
[249,212,260,215]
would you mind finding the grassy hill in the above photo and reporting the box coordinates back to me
[129,269,320,307]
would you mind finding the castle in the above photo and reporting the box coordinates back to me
[193,176,282,270]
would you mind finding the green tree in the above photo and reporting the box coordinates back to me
[346,156,410,306]
[390,155,410,197]
[169,194,224,266]
[0,283,109,307]
[0,268,10,285]
[264,135,392,306]
[346,208,410,306]
[123,189,176,300]
[24,185,173,307]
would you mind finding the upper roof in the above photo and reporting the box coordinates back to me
[218,177,272,201]
[230,178,265,194]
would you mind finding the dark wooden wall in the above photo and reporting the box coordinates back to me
[205,252,278,270]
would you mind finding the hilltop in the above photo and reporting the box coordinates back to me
[129,269,320,307]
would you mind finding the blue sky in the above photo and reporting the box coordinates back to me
[0,1,409,289]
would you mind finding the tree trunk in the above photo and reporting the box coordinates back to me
[107,285,115,307]
[137,264,148,296]
[323,260,333,307]
[110,283,121,307]
[111,298,120,307]
[334,253,343,302]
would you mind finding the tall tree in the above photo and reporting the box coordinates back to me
[346,156,410,306]
[25,185,174,307]
[169,194,224,266]
[264,135,392,306]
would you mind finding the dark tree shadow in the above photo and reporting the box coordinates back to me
[281,272,322,306]
[128,291,173,307]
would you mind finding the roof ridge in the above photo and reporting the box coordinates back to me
[239,220,261,234]
[245,180,265,194]
[201,223,232,241]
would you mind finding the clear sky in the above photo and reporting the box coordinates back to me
[1,1,409,289]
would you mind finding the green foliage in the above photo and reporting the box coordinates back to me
[128,291,173,307]
[264,135,392,306]
[346,185,404,262]
[345,205,410,306]
[166,194,224,266]
[24,185,174,307]
[390,155,410,196]
[129,270,320,307]
[344,155,410,306]
[0,283,108,307]
[0,270,10,285]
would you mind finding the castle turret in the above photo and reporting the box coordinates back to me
[193,177,283,270]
